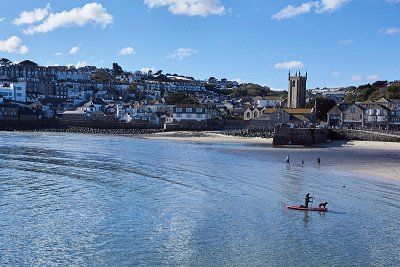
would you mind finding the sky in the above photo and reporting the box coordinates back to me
[0,0,399,90]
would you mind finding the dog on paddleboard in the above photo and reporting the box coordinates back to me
[318,202,328,208]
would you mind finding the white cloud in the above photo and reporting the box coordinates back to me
[23,2,113,35]
[315,0,349,13]
[55,52,63,56]
[73,61,88,68]
[386,0,400,4]
[274,61,304,70]
[45,61,59,67]
[232,78,243,84]
[351,74,380,82]
[13,4,50,25]
[0,18,5,23]
[379,27,400,35]
[167,47,197,60]
[272,0,349,20]
[332,71,340,76]
[69,46,80,54]
[140,67,156,74]
[366,74,379,81]
[272,2,317,20]
[0,36,29,54]
[339,38,354,45]
[351,74,362,82]
[118,47,135,56]
[144,0,225,17]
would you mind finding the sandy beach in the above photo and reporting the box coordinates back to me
[144,131,400,181]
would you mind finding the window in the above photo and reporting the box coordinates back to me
[176,114,182,118]
[176,108,182,113]
[186,108,192,113]
[16,93,21,97]
[196,108,202,113]
[197,114,202,118]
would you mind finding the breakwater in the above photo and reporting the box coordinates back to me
[331,129,400,143]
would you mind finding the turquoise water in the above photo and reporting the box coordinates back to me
[0,132,399,266]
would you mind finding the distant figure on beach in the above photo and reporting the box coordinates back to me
[286,155,290,166]
[301,159,305,167]
[316,157,321,166]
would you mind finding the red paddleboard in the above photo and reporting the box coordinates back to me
[286,205,328,212]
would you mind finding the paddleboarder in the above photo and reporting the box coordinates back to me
[304,193,313,208]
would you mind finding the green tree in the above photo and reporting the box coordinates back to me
[19,60,38,67]
[128,84,144,101]
[307,97,336,122]
[92,69,111,83]
[344,92,357,104]
[112,63,123,76]
[0,58,12,67]
[165,91,198,105]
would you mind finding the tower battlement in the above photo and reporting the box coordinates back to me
[287,70,307,109]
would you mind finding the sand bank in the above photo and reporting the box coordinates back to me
[143,132,400,181]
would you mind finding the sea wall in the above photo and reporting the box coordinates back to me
[330,129,400,142]
[273,127,329,146]
[0,119,163,134]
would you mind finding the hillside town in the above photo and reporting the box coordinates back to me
[0,58,399,132]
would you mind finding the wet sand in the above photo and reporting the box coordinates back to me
[144,132,400,181]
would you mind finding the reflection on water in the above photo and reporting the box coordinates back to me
[0,132,399,266]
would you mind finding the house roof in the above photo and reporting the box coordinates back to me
[263,108,313,115]
[292,114,310,122]
[327,105,343,114]
[0,103,19,108]
[343,103,366,112]
[367,103,391,111]
[263,95,282,101]
[174,103,204,108]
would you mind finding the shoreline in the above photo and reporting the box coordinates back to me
[0,129,399,181]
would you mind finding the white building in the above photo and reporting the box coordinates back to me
[257,96,283,108]
[0,82,27,103]
[172,104,220,122]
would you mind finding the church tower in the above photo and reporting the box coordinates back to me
[287,70,307,109]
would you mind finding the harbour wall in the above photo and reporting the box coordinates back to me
[273,127,329,146]
[330,129,400,143]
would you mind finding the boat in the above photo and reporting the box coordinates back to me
[286,205,328,212]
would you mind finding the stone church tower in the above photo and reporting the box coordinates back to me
[287,70,307,109]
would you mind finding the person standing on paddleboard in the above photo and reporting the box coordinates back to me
[304,193,313,208]
[286,155,290,167]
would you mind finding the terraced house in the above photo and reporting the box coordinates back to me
[327,100,400,130]
[165,103,222,130]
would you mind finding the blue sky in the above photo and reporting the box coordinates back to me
[0,0,399,89]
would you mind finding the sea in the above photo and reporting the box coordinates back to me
[0,132,399,266]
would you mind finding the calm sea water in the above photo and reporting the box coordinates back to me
[0,132,399,266]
